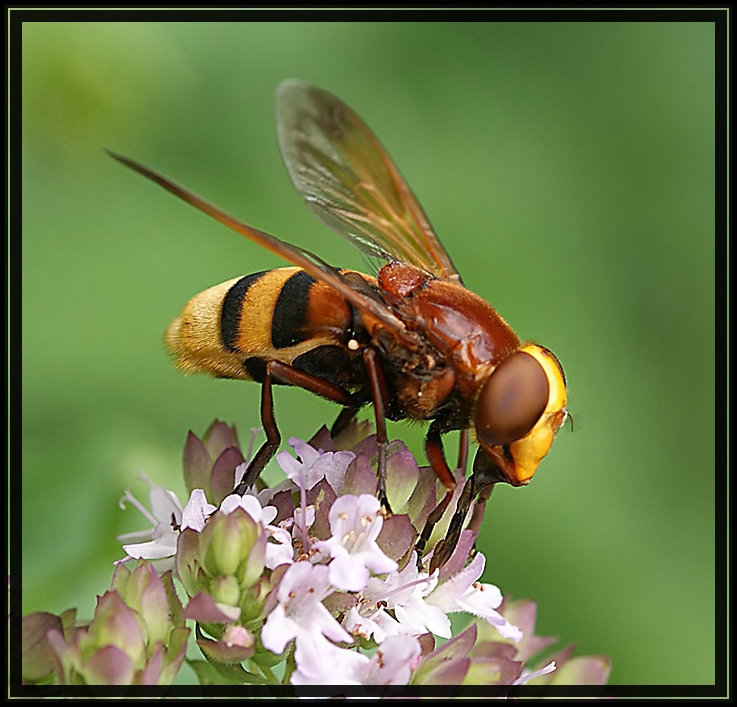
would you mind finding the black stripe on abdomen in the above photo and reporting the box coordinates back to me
[221,272,266,352]
[271,270,315,349]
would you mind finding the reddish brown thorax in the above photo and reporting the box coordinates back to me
[378,261,520,383]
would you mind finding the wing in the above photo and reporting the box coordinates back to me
[106,150,418,345]
[276,80,462,283]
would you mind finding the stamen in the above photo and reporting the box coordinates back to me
[118,488,157,526]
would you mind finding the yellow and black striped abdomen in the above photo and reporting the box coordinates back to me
[165,267,356,383]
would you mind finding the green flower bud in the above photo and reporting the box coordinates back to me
[202,508,261,579]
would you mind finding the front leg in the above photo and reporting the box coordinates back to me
[427,448,501,573]
[414,422,458,565]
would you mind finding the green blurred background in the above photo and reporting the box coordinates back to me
[20,20,716,686]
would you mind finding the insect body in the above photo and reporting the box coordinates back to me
[110,80,568,570]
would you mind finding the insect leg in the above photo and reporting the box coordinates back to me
[457,428,469,475]
[419,428,470,570]
[233,359,355,495]
[467,483,495,537]
[428,450,501,572]
[361,347,392,511]
[234,365,280,495]
[414,422,457,566]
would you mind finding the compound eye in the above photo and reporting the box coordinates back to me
[475,351,549,448]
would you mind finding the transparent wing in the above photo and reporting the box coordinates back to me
[107,150,417,344]
[276,80,462,283]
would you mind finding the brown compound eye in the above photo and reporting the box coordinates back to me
[475,351,549,448]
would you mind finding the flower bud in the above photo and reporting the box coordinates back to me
[202,508,262,579]
[40,566,189,685]
[183,421,245,503]
[111,561,174,649]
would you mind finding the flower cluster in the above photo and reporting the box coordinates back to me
[22,562,189,686]
[21,420,610,691]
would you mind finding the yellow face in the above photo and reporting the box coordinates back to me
[478,343,568,487]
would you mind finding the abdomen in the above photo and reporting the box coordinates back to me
[165,267,357,384]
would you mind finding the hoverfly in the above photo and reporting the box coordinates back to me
[109,80,568,571]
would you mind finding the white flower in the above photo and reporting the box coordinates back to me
[361,634,422,685]
[118,479,219,571]
[219,491,277,526]
[343,603,388,643]
[263,524,295,570]
[357,553,450,639]
[314,494,398,592]
[290,631,369,685]
[180,489,216,532]
[277,437,355,492]
[290,632,423,687]
[344,552,446,642]
[426,552,522,642]
[117,473,185,568]
[261,562,353,656]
